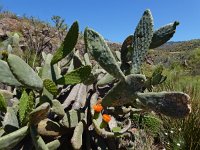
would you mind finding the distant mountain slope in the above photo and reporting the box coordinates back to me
[154,39,200,52]
[0,10,200,75]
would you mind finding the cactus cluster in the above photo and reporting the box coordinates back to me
[0,9,191,149]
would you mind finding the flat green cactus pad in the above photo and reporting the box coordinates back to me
[0,92,7,112]
[97,73,115,86]
[43,79,58,96]
[71,121,85,150]
[56,65,92,85]
[7,54,43,90]
[102,74,146,107]
[60,109,85,128]
[120,35,134,64]
[51,21,79,65]
[19,90,34,126]
[0,60,21,86]
[3,107,19,133]
[150,21,179,49]
[131,9,154,74]
[84,28,125,80]
[137,92,191,118]
[0,126,28,150]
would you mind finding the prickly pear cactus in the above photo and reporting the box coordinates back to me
[84,9,191,149]
[0,9,191,150]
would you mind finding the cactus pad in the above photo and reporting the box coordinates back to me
[131,9,154,73]
[150,21,180,49]
[56,65,92,85]
[84,28,125,80]
[102,74,146,107]
[0,60,21,86]
[137,92,191,117]
[51,21,79,65]
[7,54,43,90]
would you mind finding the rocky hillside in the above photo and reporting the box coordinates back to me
[0,12,121,55]
[154,39,200,52]
[0,11,200,73]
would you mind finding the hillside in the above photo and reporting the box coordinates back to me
[0,11,200,75]
[0,10,199,150]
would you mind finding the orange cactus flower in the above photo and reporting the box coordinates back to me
[93,104,103,113]
[102,114,111,123]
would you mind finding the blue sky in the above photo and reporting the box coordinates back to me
[0,0,200,42]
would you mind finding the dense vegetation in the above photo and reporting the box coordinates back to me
[0,9,199,150]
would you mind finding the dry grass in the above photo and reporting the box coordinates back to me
[155,69,200,150]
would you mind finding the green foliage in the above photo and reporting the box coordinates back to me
[84,27,125,80]
[19,90,34,126]
[131,113,163,135]
[150,21,179,49]
[7,54,43,90]
[51,16,67,31]
[43,79,58,96]
[84,9,190,118]
[0,9,191,150]
[0,59,22,86]
[51,21,79,65]
[151,65,167,85]
[0,126,28,150]
[130,9,153,74]
[155,70,200,150]
[145,65,167,91]
[56,65,92,85]
[22,49,42,68]
[0,92,7,112]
